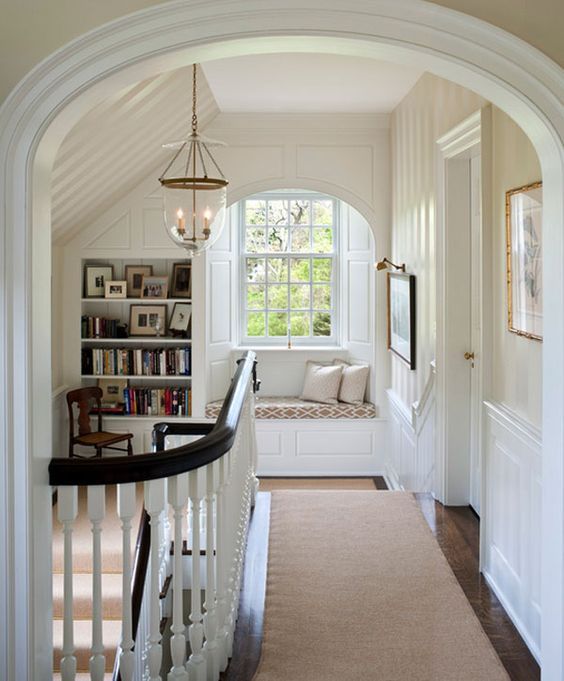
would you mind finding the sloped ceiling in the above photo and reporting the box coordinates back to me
[51,66,219,244]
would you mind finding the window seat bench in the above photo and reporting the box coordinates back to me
[205,396,377,420]
[205,396,383,476]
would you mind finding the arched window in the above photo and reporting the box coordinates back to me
[240,190,339,346]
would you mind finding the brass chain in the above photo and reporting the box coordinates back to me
[191,63,198,134]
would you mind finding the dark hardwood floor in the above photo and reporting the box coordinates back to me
[222,482,540,681]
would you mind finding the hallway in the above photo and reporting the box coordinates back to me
[225,478,540,681]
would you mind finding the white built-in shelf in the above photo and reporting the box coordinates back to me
[81,337,191,345]
[81,298,192,304]
[81,374,192,380]
[95,414,198,421]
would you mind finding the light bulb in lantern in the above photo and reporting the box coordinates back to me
[176,208,186,237]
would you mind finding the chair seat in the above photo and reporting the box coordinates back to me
[74,431,133,446]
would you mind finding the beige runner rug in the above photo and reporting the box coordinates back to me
[254,491,509,681]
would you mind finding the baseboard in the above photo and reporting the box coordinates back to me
[483,569,541,664]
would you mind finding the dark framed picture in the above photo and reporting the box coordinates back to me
[129,304,167,336]
[506,181,543,341]
[387,272,416,369]
[169,302,192,335]
[140,275,169,299]
[171,263,192,298]
[125,265,153,298]
[84,265,114,298]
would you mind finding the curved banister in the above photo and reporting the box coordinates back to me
[49,351,256,487]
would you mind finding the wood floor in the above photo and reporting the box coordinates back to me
[222,478,540,681]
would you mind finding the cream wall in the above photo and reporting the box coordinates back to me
[1,0,562,105]
[492,109,543,428]
[390,73,485,408]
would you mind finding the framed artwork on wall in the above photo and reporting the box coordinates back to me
[506,181,543,341]
[125,265,153,298]
[387,272,416,369]
[171,263,192,298]
[84,265,114,298]
[129,304,167,336]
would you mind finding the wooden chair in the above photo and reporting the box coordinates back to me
[67,387,133,458]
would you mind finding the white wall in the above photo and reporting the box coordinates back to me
[390,73,485,410]
[492,109,542,429]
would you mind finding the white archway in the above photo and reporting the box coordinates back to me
[0,2,562,679]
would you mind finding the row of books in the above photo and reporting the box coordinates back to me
[123,387,192,416]
[81,347,191,376]
[81,316,121,339]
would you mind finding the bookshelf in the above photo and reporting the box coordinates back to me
[80,258,196,419]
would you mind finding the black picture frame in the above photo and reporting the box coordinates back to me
[387,272,416,370]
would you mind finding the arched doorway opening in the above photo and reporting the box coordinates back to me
[0,3,562,679]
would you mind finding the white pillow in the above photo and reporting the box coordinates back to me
[333,359,369,405]
[300,361,343,404]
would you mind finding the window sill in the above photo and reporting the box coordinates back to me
[234,345,347,353]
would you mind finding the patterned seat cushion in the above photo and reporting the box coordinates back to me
[205,396,376,420]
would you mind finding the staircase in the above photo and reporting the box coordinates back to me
[52,485,143,680]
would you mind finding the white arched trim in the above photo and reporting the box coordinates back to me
[0,2,562,679]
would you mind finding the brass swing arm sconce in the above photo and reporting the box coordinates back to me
[375,257,406,272]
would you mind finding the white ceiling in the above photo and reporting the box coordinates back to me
[202,54,422,113]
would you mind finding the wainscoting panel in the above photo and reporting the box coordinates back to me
[256,418,386,476]
[483,401,541,662]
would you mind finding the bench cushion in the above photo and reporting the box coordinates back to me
[205,396,376,420]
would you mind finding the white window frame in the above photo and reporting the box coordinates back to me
[239,191,340,347]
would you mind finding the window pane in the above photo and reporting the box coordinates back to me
[246,200,266,225]
[245,227,266,253]
[290,258,310,282]
[267,258,288,282]
[247,312,265,336]
[247,284,265,309]
[290,227,311,253]
[312,258,332,282]
[267,226,289,252]
[290,284,310,309]
[267,284,288,309]
[246,258,266,282]
[268,312,288,336]
[290,312,310,336]
[312,285,331,310]
[313,199,333,225]
[268,200,288,225]
[313,312,332,336]
[290,200,310,225]
[312,227,333,253]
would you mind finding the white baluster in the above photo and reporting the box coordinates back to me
[203,463,219,681]
[145,479,166,681]
[58,486,78,681]
[187,470,206,680]
[117,483,137,681]
[168,474,189,681]
[88,485,106,681]
[215,454,230,671]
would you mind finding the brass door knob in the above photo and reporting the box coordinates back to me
[464,352,475,360]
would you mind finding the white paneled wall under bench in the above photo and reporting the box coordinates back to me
[482,401,542,662]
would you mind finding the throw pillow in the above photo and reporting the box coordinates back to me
[334,359,369,405]
[300,361,343,404]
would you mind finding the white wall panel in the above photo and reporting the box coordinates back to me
[257,431,283,457]
[210,360,231,401]
[483,401,541,661]
[142,206,171,250]
[347,261,370,343]
[85,212,131,250]
[210,261,231,344]
[296,430,372,456]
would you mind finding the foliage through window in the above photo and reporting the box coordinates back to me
[241,192,338,344]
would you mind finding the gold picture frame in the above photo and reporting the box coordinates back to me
[129,304,167,336]
[506,181,543,341]
[125,265,153,298]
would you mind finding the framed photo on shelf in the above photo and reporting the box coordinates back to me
[125,265,153,298]
[506,181,543,341]
[169,302,192,336]
[140,275,169,299]
[129,304,167,336]
[387,272,416,369]
[104,280,127,299]
[84,265,114,298]
[97,377,128,406]
[171,262,192,298]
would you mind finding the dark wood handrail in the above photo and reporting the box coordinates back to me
[49,351,256,487]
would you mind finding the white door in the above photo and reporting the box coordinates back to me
[469,151,482,515]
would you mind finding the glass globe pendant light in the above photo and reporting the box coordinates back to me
[159,64,228,254]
